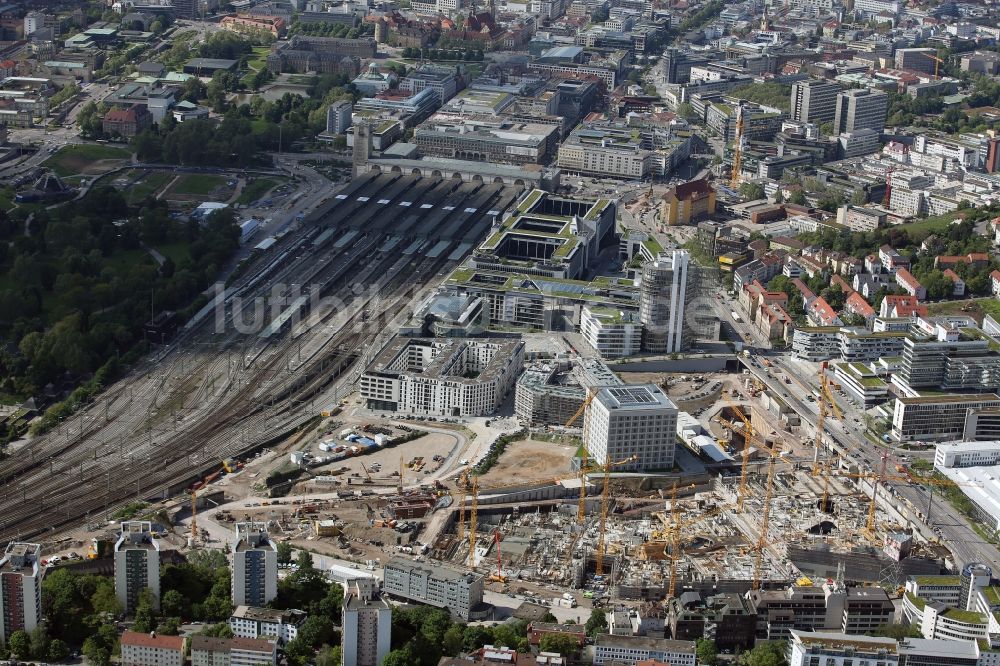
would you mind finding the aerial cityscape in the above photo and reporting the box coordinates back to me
[0,0,999,665]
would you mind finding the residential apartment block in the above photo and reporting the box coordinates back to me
[342,578,392,666]
[114,521,160,614]
[120,631,185,666]
[0,543,42,642]
[231,523,277,607]
[360,338,524,417]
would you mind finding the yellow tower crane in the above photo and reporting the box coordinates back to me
[717,401,758,511]
[190,490,198,547]
[565,388,596,524]
[920,51,945,79]
[594,454,638,576]
[456,465,471,542]
[752,440,781,591]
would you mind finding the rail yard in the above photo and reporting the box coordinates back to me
[0,172,521,544]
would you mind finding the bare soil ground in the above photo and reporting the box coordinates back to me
[478,438,576,487]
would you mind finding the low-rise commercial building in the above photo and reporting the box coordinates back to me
[383,557,484,621]
[788,630,899,666]
[414,116,559,165]
[593,635,696,666]
[892,394,1000,443]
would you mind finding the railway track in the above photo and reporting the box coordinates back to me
[0,247,453,542]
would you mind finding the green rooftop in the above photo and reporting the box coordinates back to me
[942,608,985,624]
[983,586,1000,606]
[906,592,926,611]
[914,575,961,586]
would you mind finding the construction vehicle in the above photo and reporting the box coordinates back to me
[359,463,373,484]
[221,458,238,474]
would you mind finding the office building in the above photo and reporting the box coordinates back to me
[581,305,642,359]
[935,441,1000,468]
[661,179,715,226]
[383,558,484,620]
[229,606,306,643]
[359,338,524,417]
[788,630,900,666]
[747,582,894,641]
[414,116,559,165]
[593,635,696,666]
[895,334,1000,393]
[583,384,678,472]
[514,358,623,427]
[0,543,42,642]
[833,89,888,134]
[891,394,1000,443]
[399,64,458,104]
[342,578,392,666]
[326,99,352,134]
[231,523,277,607]
[114,521,160,614]
[791,79,840,123]
[895,48,938,76]
[935,449,1000,533]
[666,593,757,652]
[640,250,689,353]
[120,631,185,666]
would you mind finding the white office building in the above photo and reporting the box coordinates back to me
[114,521,160,613]
[593,634,697,666]
[326,99,353,134]
[231,522,277,607]
[583,384,678,472]
[342,578,391,666]
[640,250,690,353]
[935,441,1000,468]
[383,557,484,620]
[788,630,900,666]
[0,543,42,642]
[581,305,642,359]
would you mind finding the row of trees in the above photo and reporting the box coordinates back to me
[287,19,371,39]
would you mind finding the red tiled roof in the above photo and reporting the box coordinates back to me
[895,268,922,290]
[121,632,185,651]
[943,268,962,283]
[792,278,816,302]
[831,274,855,295]
[809,297,839,325]
[991,270,1000,283]
[846,292,874,318]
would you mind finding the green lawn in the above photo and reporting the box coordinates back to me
[126,171,173,203]
[926,297,1000,325]
[154,242,192,267]
[236,177,283,205]
[899,213,964,238]
[246,46,270,71]
[169,174,227,196]
[43,144,131,177]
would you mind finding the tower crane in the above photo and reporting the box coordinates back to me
[565,388,596,524]
[595,454,639,576]
[468,473,479,570]
[190,490,198,548]
[398,454,404,495]
[487,528,506,583]
[456,465,471,542]
[752,440,782,591]
[920,51,946,79]
[814,362,843,516]
[717,401,759,511]
[730,104,746,188]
